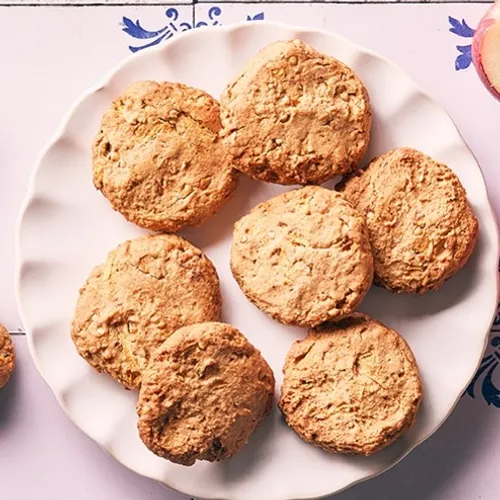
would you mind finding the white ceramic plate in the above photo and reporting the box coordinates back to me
[16,21,499,500]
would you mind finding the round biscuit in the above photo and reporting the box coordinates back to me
[93,81,237,232]
[71,234,222,389]
[220,39,371,185]
[137,322,275,466]
[337,147,479,293]
[231,186,374,327]
[279,313,423,455]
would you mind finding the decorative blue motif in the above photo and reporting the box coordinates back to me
[122,8,265,53]
[455,45,473,71]
[195,6,222,28]
[466,334,500,407]
[464,259,500,408]
[448,16,475,71]
[122,9,192,53]
[247,13,265,21]
[465,258,500,407]
[449,16,475,37]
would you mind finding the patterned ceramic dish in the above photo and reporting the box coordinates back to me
[16,21,499,500]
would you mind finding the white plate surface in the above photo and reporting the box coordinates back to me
[16,21,499,500]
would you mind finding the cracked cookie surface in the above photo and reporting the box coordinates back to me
[279,313,422,456]
[71,234,222,389]
[337,148,479,293]
[93,80,237,232]
[220,39,371,185]
[137,322,275,466]
[0,323,15,388]
[231,186,374,327]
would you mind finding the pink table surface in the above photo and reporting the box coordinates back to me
[1,2,499,500]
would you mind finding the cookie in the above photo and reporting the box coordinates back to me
[93,81,237,232]
[337,148,479,293]
[0,324,15,388]
[137,322,275,466]
[279,313,422,456]
[220,39,371,185]
[71,234,222,389]
[231,186,374,327]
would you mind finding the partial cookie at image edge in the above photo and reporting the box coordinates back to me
[0,324,15,389]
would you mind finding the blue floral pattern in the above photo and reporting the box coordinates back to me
[122,8,191,53]
[465,258,500,407]
[466,334,500,407]
[448,16,475,71]
[247,13,265,21]
[122,8,265,53]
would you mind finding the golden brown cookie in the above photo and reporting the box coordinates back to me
[93,81,237,232]
[279,313,422,456]
[220,39,371,185]
[137,322,275,466]
[0,324,15,388]
[231,186,374,327]
[71,234,222,389]
[337,148,479,293]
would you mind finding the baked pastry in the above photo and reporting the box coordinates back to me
[0,324,15,388]
[93,80,237,232]
[337,147,479,293]
[231,186,373,326]
[71,234,222,389]
[220,39,371,185]
[137,322,275,465]
[279,313,422,455]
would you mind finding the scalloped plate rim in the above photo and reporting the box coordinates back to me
[15,20,500,500]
